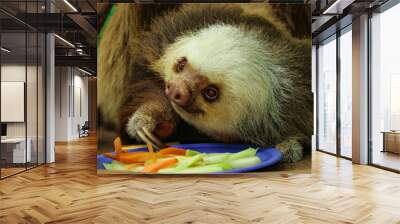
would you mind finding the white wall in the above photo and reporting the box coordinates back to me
[54,67,89,141]
[55,67,69,141]
[1,63,46,164]
[1,65,26,136]
[1,65,39,138]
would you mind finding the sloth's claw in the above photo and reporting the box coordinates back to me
[137,127,166,151]
[142,127,166,150]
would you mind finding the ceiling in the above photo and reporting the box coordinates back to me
[0,0,97,74]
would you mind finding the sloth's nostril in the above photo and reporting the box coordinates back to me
[175,94,181,100]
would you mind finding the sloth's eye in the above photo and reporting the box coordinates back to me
[202,85,219,102]
[175,57,187,73]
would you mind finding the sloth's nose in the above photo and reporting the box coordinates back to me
[165,80,191,106]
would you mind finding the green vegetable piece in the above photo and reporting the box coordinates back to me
[203,154,229,165]
[130,166,144,172]
[178,164,224,174]
[228,148,258,161]
[229,156,261,169]
[103,163,114,170]
[176,154,204,170]
[185,149,201,156]
[158,168,178,174]
[216,162,232,170]
[203,153,231,157]
[111,160,127,170]
[103,161,126,171]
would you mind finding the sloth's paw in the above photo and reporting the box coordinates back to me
[275,137,303,163]
[126,110,175,141]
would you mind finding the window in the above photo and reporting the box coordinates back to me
[317,35,337,154]
[339,27,352,158]
[370,2,400,171]
[0,0,47,179]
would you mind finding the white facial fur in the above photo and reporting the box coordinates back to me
[155,24,279,140]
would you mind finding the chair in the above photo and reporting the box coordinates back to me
[78,121,90,138]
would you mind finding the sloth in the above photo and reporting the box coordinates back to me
[98,4,313,162]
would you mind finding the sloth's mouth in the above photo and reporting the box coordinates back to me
[171,102,204,115]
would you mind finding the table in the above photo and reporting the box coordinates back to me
[1,138,32,163]
[381,131,400,154]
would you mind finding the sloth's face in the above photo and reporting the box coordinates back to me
[153,24,272,140]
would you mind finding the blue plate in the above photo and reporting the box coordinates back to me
[97,143,283,173]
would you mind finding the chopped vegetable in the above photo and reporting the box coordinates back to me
[143,158,178,173]
[147,142,154,154]
[228,156,261,169]
[185,149,201,156]
[118,151,155,163]
[103,152,116,159]
[114,137,123,159]
[178,164,225,174]
[175,154,204,170]
[228,148,258,161]
[103,161,144,172]
[203,153,229,165]
[103,163,114,170]
[131,166,144,172]
[103,160,126,171]
[158,168,178,174]
[158,147,186,156]
[102,145,264,173]
[124,163,141,170]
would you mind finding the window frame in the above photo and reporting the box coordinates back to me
[316,23,353,161]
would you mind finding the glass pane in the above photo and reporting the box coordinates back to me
[1,31,27,177]
[340,28,352,158]
[317,36,337,154]
[371,4,400,171]
[27,31,38,169]
[38,32,45,165]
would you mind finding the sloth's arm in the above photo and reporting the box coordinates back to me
[275,136,305,163]
[118,79,178,144]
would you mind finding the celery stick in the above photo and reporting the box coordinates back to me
[228,156,261,169]
[203,153,231,157]
[176,154,204,170]
[103,163,114,170]
[216,162,232,170]
[131,166,144,172]
[112,161,128,170]
[158,168,178,174]
[203,154,229,165]
[228,148,258,161]
[103,161,126,170]
[178,165,224,174]
[185,149,201,156]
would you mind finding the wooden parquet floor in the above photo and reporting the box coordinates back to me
[1,135,400,224]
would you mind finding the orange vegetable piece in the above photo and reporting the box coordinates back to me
[157,147,186,156]
[146,142,154,154]
[142,158,178,173]
[103,152,115,159]
[114,137,122,159]
[118,152,155,163]
[124,163,141,170]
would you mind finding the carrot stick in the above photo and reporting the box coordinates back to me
[118,152,155,163]
[142,158,178,173]
[158,147,186,156]
[124,163,141,170]
[146,142,154,153]
[114,137,122,159]
[103,152,115,159]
